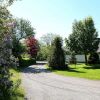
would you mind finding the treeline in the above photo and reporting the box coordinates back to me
[37,17,100,67]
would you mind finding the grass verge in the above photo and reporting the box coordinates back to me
[48,64,100,80]
[10,69,24,100]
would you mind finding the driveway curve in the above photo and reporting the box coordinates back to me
[22,64,100,100]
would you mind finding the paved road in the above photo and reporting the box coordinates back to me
[22,64,100,100]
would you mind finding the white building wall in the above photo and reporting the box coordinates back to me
[66,54,100,63]
[99,54,100,59]
[66,55,85,62]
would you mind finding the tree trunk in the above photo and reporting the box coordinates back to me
[85,54,87,65]
[18,55,22,60]
[18,55,22,66]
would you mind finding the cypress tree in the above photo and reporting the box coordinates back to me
[48,37,67,70]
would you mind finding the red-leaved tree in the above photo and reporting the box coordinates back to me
[26,36,39,58]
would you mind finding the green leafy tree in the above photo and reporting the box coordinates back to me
[37,45,51,61]
[48,36,66,70]
[12,36,25,61]
[0,0,18,6]
[41,33,58,46]
[37,33,58,61]
[66,17,99,64]
[12,18,35,61]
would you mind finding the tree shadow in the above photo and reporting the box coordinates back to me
[22,66,51,74]
[12,92,24,98]
[22,61,86,74]
[84,64,100,69]
[70,63,83,65]
[67,69,85,73]
[52,68,85,73]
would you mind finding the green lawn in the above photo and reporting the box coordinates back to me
[10,69,24,100]
[51,64,100,80]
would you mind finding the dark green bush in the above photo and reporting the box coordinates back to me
[88,52,100,64]
[19,58,36,68]
[48,37,68,70]
[0,67,13,100]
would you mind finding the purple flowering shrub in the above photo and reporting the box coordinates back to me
[0,35,19,100]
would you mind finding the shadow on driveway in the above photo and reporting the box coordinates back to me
[22,61,51,74]
[22,61,85,74]
[23,67,51,74]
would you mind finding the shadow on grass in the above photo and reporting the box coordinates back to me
[12,92,24,98]
[11,92,24,100]
[70,63,83,65]
[53,69,85,73]
[67,68,85,73]
[48,67,85,73]
[83,64,100,69]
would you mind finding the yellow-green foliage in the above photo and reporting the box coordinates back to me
[10,69,24,100]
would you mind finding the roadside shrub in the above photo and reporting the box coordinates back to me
[19,58,36,68]
[48,37,68,70]
[88,52,99,64]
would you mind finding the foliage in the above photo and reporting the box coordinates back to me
[0,1,25,99]
[0,6,18,100]
[0,0,17,6]
[12,37,25,60]
[48,36,67,70]
[37,45,51,61]
[0,6,12,40]
[10,69,24,100]
[88,52,100,64]
[19,58,36,69]
[13,18,35,40]
[12,18,35,61]
[66,17,99,64]
[26,36,39,58]
[40,33,58,46]
[37,33,57,60]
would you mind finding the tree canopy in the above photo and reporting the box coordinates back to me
[40,33,58,46]
[12,18,35,61]
[66,17,100,64]
[0,0,18,6]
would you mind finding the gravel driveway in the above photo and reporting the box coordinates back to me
[22,64,100,100]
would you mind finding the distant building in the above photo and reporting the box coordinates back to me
[97,43,100,54]
[66,38,100,62]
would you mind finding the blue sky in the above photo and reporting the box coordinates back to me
[8,0,100,39]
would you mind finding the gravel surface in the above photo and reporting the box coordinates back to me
[22,64,100,100]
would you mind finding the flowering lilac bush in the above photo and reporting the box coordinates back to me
[0,35,19,100]
[0,6,18,100]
